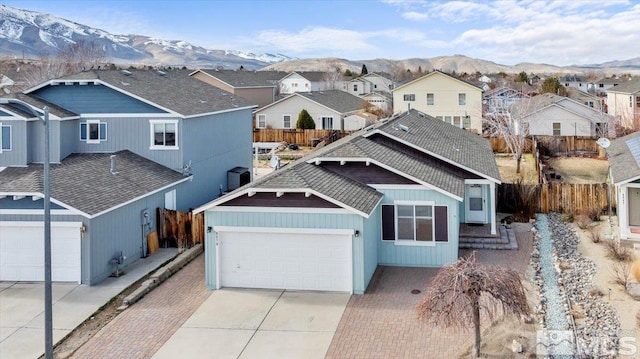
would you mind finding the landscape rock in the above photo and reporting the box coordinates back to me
[510,339,523,353]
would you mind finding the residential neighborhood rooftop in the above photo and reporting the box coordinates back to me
[607,77,640,93]
[192,69,288,88]
[608,131,640,184]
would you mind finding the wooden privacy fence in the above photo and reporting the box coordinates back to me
[488,137,534,154]
[535,136,606,158]
[497,183,615,214]
[253,129,345,146]
[157,208,204,249]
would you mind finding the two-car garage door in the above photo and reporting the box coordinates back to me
[0,222,82,283]
[217,229,353,293]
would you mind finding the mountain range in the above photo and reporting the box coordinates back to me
[1,4,639,75]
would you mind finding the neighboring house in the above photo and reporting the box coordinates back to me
[478,75,492,84]
[0,69,255,285]
[530,75,542,84]
[483,87,530,114]
[343,112,377,131]
[607,131,640,240]
[392,70,484,134]
[520,93,613,137]
[561,74,588,92]
[590,77,622,96]
[194,109,501,294]
[362,92,392,113]
[279,71,337,94]
[344,73,395,96]
[566,87,604,110]
[606,77,640,129]
[254,90,366,130]
[189,69,287,107]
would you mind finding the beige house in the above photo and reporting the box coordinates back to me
[608,131,640,240]
[190,69,287,107]
[392,70,483,133]
[254,90,366,130]
[606,77,640,129]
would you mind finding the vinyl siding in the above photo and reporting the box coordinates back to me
[28,119,61,163]
[0,119,27,166]
[377,188,460,267]
[0,197,65,210]
[59,119,78,159]
[255,95,342,130]
[362,205,381,290]
[204,211,366,293]
[33,85,166,114]
[525,106,594,136]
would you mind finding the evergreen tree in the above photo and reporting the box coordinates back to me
[296,109,316,129]
[344,69,353,77]
[541,77,565,95]
[515,71,529,84]
[361,64,368,75]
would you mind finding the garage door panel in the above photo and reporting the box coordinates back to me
[0,222,81,282]
[219,231,352,292]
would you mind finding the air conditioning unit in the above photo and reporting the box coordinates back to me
[227,167,250,191]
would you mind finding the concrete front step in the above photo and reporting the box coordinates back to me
[459,226,518,250]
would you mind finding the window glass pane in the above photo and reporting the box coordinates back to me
[1,126,10,150]
[165,123,176,133]
[80,123,87,140]
[154,124,165,145]
[397,205,413,217]
[382,205,395,241]
[415,205,432,217]
[397,218,414,240]
[453,116,461,127]
[470,198,483,211]
[89,123,99,140]
[416,218,433,241]
[165,131,176,146]
[99,123,107,140]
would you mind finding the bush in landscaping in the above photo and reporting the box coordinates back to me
[575,214,591,229]
[611,261,632,287]
[562,212,575,223]
[587,228,603,243]
[585,208,602,222]
[296,109,315,129]
[632,259,640,282]
[588,287,604,297]
[604,238,633,262]
[512,179,538,222]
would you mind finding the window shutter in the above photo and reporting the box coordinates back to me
[382,205,395,241]
[99,123,107,140]
[80,123,87,140]
[434,206,448,242]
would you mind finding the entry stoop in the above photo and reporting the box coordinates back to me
[459,226,518,250]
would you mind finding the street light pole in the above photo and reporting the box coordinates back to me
[0,99,52,358]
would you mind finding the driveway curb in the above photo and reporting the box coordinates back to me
[119,244,203,309]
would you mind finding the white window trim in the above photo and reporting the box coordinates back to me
[86,120,101,144]
[321,116,334,130]
[458,93,466,106]
[80,120,107,144]
[149,119,179,150]
[0,123,10,153]
[257,114,266,129]
[283,114,291,129]
[392,200,436,247]
[427,93,434,106]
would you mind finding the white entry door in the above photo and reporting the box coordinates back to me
[218,231,352,292]
[0,222,82,282]
[465,184,487,223]
[628,187,640,226]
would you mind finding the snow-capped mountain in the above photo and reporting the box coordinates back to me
[0,5,294,69]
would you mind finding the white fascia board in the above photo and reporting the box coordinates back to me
[253,93,297,114]
[89,176,191,219]
[0,191,91,217]
[0,221,83,228]
[0,209,78,215]
[363,129,501,184]
[210,206,352,215]
[80,113,178,119]
[614,174,640,186]
[213,226,355,236]
[183,105,258,119]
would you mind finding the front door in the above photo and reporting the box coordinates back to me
[466,184,486,223]
[628,187,640,226]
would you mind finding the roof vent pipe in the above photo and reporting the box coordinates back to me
[110,155,118,175]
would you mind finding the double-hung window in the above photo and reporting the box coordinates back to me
[382,202,448,245]
[0,124,10,152]
[150,119,178,149]
[283,115,291,129]
[458,93,466,105]
[322,116,333,130]
[257,114,266,128]
[552,122,561,136]
[426,93,434,105]
[403,94,415,101]
[80,120,107,144]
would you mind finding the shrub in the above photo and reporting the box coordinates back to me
[604,238,633,262]
[585,208,602,222]
[512,179,538,222]
[588,287,604,297]
[296,109,315,129]
[587,228,603,244]
[575,214,591,229]
[632,259,640,282]
[611,261,632,287]
[562,212,575,223]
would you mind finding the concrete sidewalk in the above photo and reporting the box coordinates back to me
[0,248,178,359]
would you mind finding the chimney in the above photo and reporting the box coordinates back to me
[110,155,118,175]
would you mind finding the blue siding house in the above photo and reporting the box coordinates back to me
[195,109,501,294]
[0,69,255,285]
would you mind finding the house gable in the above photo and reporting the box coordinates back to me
[220,192,341,208]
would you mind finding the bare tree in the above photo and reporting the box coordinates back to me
[416,253,530,358]
[484,94,536,174]
[322,62,345,90]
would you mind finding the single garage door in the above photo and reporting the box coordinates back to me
[218,230,352,292]
[0,221,82,282]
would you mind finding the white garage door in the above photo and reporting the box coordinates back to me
[218,230,352,292]
[0,221,82,282]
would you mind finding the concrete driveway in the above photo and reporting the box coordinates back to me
[0,248,177,359]
[152,289,350,359]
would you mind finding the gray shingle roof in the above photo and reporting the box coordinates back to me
[296,90,365,114]
[0,93,77,118]
[608,131,640,184]
[319,136,466,198]
[196,69,287,88]
[292,71,329,82]
[607,77,640,94]
[52,69,254,116]
[0,150,186,216]
[376,110,501,181]
[255,161,382,215]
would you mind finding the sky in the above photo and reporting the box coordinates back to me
[4,0,640,66]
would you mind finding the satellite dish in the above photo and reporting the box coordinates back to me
[596,137,611,149]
